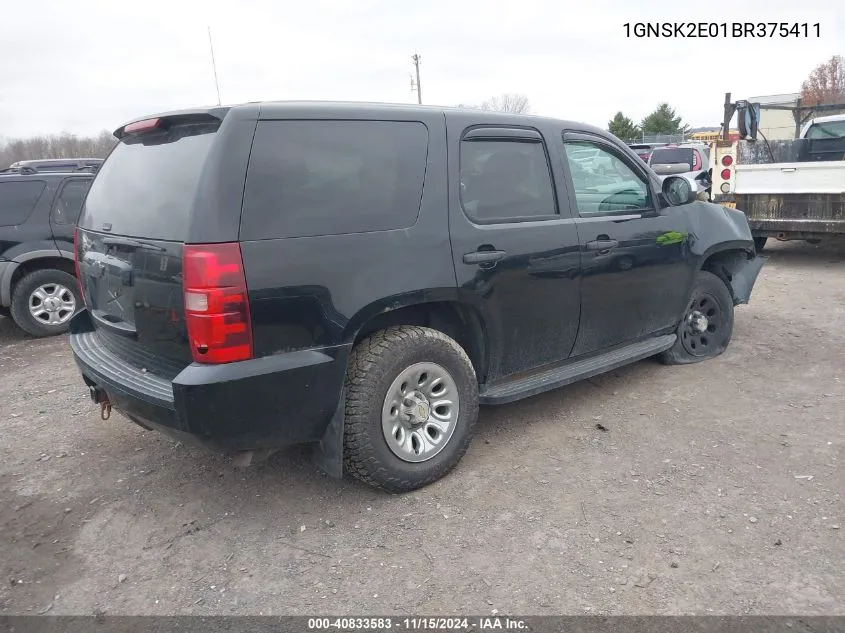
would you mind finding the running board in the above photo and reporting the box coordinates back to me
[479,335,676,405]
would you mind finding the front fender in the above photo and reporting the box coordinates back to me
[679,201,765,305]
[729,255,766,304]
[686,202,756,261]
[673,201,765,305]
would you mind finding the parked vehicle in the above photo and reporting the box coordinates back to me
[70,102,764,492]
[711,111,845,251]
[800,113,845,140]
[649,144,710,175]
[0,171,92,335]
[2,158,103,174]
[648,144,712,198]
[628,143,667,162]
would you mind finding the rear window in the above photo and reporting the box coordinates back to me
[240,120,429,240]
[79,122,218,240]
[649,148,694,167]
[0,180,46,226]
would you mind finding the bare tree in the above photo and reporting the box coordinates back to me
[0,131,117,168]
[456,93,531,114]
[800,55,845,106]
[481,93,530,114]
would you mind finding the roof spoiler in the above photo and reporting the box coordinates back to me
[114,107,230,139]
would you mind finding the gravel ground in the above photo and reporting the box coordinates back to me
[1,239,843,616]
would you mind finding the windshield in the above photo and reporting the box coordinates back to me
[805,120,845,139]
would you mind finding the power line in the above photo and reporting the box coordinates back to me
[208,26,221,106]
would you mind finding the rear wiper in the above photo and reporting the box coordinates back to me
[101,236,166,252]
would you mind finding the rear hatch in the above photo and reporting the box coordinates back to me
[76,112,234,379]
[649,148,694,174]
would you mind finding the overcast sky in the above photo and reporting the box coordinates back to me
[1,0,841,138]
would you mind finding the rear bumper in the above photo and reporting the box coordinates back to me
[69,310,350,452]
[746,218,845,238]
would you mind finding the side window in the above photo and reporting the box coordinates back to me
[563,140,650,216]
[0,181,47,227]
[241,120,429,240]
[459,138,557,223]
[53,179,92,225]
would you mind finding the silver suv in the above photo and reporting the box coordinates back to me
[648,144,711,197]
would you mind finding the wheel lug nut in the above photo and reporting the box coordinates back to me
[403,398,415,408]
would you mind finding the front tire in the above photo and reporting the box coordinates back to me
[343,326,478,492]
[659,270,734,365]
[10,269,81,337]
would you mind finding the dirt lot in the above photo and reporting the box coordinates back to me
[1,240,843,616]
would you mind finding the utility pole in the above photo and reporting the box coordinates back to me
[721,92,734,141]
[208,26,221,106]
[411,54,422,104]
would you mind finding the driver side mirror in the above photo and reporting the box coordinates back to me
[661,175,697,206]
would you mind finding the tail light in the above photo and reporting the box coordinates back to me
[73,227,86,307]
[721,155,733,167]
[720,169,731,180]
[183,243,253,364]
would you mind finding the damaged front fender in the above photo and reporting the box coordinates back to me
[703,250,766,305]
[680,201,766,305]
[727,254,766,305]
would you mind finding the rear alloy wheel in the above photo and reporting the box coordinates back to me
[344,326,478,492]
[10,269,81,337]
[659,270,734,365]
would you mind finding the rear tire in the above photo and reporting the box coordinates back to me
[659,270,734,365]
[10,269,80,337]
[343,326,478,492]
[753,236,767,253]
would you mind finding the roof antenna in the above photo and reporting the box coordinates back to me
[207,26,221,106]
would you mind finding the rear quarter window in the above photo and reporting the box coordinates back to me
[0,180,47,226]
[240,120,429,240]
[53,178,92,225]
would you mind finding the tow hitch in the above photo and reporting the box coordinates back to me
[89,386,112,420]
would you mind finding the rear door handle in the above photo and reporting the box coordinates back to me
[585,239,619,252]
[463,250,506,265]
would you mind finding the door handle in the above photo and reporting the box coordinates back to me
[585,239,619,252]
[463,250,506,265]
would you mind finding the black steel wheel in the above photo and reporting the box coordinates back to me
[659,270,734,365]
[680,293,723,357]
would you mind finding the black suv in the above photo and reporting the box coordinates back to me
[1,170,92,336]
[69,103,764,492]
